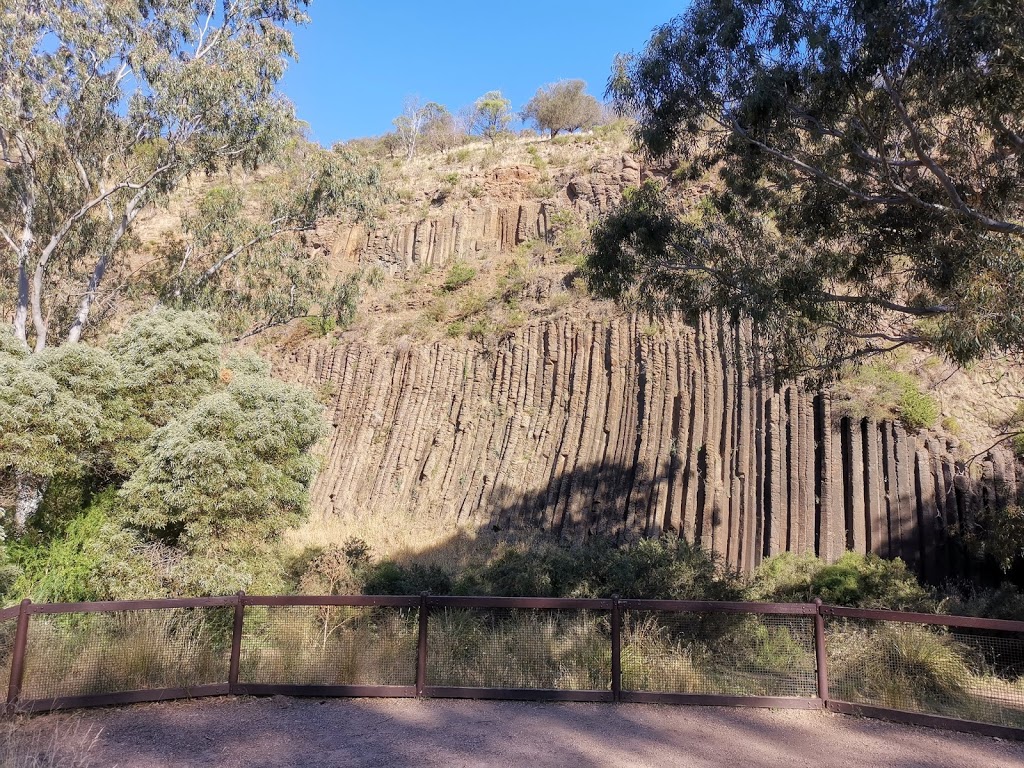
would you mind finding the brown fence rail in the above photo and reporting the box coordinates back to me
[2,594,1023,739]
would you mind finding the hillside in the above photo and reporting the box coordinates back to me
[193,131,1024,580]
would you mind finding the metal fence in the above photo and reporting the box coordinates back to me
[2,595,1022,739]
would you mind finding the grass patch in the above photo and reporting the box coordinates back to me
[834,363,939,430]
[442,262,477,292]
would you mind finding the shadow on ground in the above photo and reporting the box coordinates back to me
[18,697,1024,768]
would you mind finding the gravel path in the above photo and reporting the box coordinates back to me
[15,697,1024,767]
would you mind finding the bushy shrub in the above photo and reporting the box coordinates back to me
[749,551,935,610]
[8,490,162,602]
[442,262,477,291]
[898,387,940,430]
[943,582,1024,622]
[834,363,939,431]
[454,537,742,601]
[363,562,453,595]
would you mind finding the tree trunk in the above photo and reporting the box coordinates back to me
[14,256,29,345]
[13,471,47,535]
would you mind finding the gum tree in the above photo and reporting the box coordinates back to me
[522,80,603,138]
[0,0,361,351]
[471,91,513,146]
[592,0,1024,379]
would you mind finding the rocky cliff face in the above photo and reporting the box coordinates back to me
[272,137,1020,576]
[326,154,714,271]
[285,312,1018,579]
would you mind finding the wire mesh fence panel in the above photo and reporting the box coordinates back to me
[20,608,232,702]
[621,610,818,697]
[427,608,612,690]
[0,616,14,697]
[239,605,418,687]
[825,617,1024,728]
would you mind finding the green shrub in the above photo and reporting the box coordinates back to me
[1012,433,1024,460]
[363,561,453,595]
[442,262,477,291]
[749,552,935,610]
[8,490,162,603]
[898,387,940,430]
[835,364,938,430]
[456,537,742,601]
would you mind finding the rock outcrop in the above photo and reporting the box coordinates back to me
[287,313,1018,579]
[327,154,663,271]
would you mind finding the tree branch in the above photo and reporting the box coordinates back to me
[880,71,1024,236]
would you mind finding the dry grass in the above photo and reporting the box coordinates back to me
[427,609,611,690]
[284,509,549,574]
[0,716,100,768]
[827,621,1024,728]
[240,605,418,687]
[21,610,230,701]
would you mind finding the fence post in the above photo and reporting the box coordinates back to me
[6,599,31,710]
[813,598,829,707]
[611,595,621,703]
[228,591,246,694]
[416,591,429,697]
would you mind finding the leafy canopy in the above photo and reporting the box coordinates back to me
[0,1,376,350]
[522,80,603,138]
[593,0,1024,378]
[471,91,513,145]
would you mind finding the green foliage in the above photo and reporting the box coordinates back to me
[471,91,513,145]
[2,309,327,598]
[955,505,1024,574]
[0,344,116,482]
[835,364,939,431]
[363,562,454,596]
[899,387,940,430]
[1013,434,1024,460]
[165,147,381,338]
[443,262,477,291]
[452,537,743,600]
[1,0,314,348]
[8,490,161,603]
[111,309,222,428]
[521,80,603,138]
[120,366,325,549]
[598,0,1024,376]
[750,552,935,611]
[393,99,454,160]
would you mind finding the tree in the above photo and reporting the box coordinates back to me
[522,80,603,138]
[157,140,380,338]
[119,353,325,549]
[393,97,452,160]
[471,91,513,145]
[593,0,1024,379]
[0,309,223,532]
[1,309,326,546]
[0,337,117,532]
[0,1,375,353]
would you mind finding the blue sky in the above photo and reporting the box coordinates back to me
[281,1,685,145]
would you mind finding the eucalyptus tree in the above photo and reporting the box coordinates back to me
[591,0,1024,379]
[472,91,514,146]
[0,0,374,352]
[522,80,603,138]
[392,98,451,160]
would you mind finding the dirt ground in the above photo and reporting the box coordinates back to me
[12,697,1024,767]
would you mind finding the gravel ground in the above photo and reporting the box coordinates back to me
[13,697,1024,767]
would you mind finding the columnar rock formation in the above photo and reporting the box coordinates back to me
[288,313,1020,579]
[326,155,712,270]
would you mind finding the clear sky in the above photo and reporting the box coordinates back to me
[280,1,685,146]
